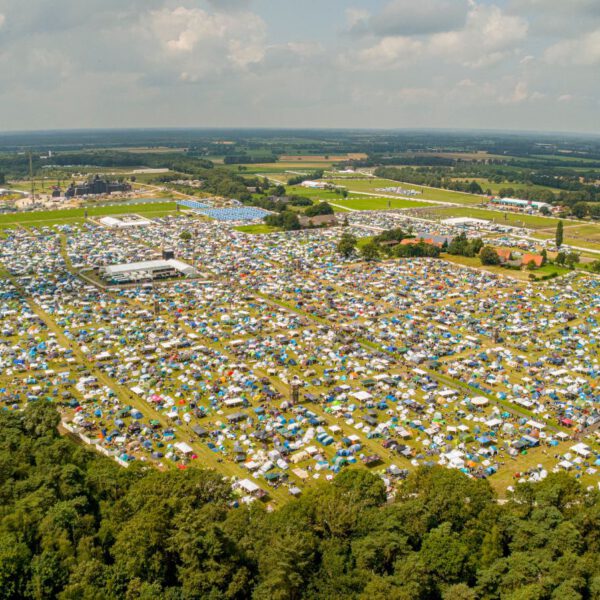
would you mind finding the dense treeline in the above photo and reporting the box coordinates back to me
[3,404,599,600]
[0,151,213,178]
[155,169,258,201]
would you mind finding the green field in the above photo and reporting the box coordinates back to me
[327,178,485,205]
[233,224,280,234]
[441,254,571,281]
[329,197,430,211]
[285,185,350,202]
[453,178,560,196]
[423,206,572,229]
[0,202,178,228]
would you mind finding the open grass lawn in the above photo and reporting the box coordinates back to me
[427,206,580,229]
[441,254,538,281]
[452,177,561,196]
[285,185,348,202]
[356,236,374,248]
[562,223,600,241]
[8,179,63,192]
[442,253,574,281]
[236,161,336,175]
[0,202,178,227]
[233,224,280,234]
[330,196,430,211]
[534,264,571,277]
[327,178,485,205]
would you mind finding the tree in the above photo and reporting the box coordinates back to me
[468,181,483,194]
[305,202,333,217]
[556,220,564,248]
[541,249,548,265]
[179,230,192,242]
[360,241,380,261]
[420,523,471,585]
[565,252,579,268]
[589,260,600,273]
[337,233,357,258]
[571,202,589,219]
[556,251,567,266]
[480,246,501,265]
[589,203,600,220]
[22,402,60,438]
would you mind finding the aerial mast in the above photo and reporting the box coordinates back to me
[29,153,35,200]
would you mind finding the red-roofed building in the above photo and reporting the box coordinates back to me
[495,248,512,263]
[521,253,543,268]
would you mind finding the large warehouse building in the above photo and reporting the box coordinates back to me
[100,259,198,284]
[493,197,552,211]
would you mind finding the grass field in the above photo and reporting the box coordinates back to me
[422,206,572,229]
[285,185,349,202]
[233,162,336,175]
[452,178,560,196]
[327,178,485,205]
[8,179,63,192]
[0,202,178,228]
[329,197,430,211]
[233,224,280,234]
[441,254,571,281]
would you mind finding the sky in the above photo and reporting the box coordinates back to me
[0,0,599,134]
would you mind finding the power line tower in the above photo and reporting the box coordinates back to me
[29,153,35,201]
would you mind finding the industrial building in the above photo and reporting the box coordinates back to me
[100,259,198,284]
[65,175,132,198]
[492,197,552,211]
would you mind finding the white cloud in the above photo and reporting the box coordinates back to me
[0,14,5,28]
[353,36,423,70]
[544,29,600,66]
[143,6,267,78]
[429,4,528,67]
[498,81,544,104]
[347,3,528,71]
[345,8,369,30]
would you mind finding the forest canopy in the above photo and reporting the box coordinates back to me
[1,404,600,600]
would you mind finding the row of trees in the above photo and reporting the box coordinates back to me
[2,404,600,599]
[336,231,441,262]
